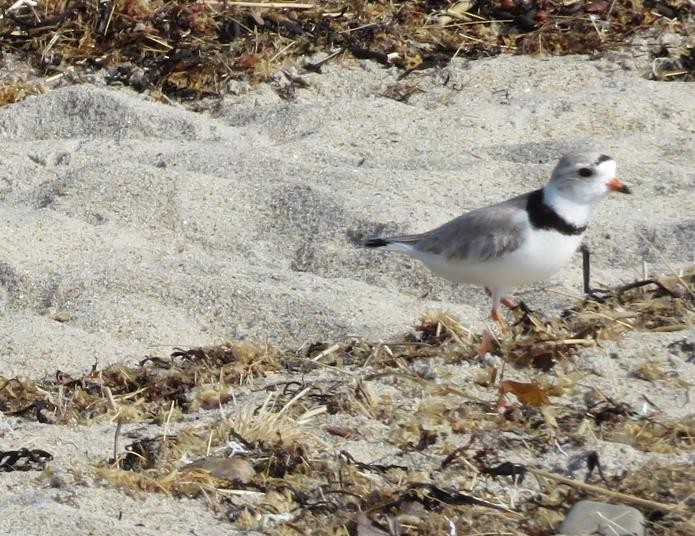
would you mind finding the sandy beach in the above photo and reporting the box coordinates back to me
[0,53,693,534]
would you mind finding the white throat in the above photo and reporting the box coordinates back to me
[542,184,594,227]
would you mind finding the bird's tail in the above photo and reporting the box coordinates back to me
[363,236,417,254]
[363,237,391,248]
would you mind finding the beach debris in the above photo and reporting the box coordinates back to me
[584,450,609,485]
[0,448,53,472]
[0,0,692,101]
[119,436,171,471]
[481,461,528,483]
[0,79,44,105]
[497,379,550,408]
[0,268,693,533]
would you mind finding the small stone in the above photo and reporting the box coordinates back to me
[184,456,255,484]
[53,312,72,323]
[559,500,645,536]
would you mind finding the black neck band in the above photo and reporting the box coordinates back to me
[526,189,587,236]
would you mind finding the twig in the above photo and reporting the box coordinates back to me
[586,310,635,330]
[144,34,173,50]
[662,70,688,78]
[340,22,380,34]
[206,429,214,456]
[99,1,115,35]
[311,342,340,362]
[104,386,118,413]
[113,419,123,462]
[303,49,342,72]
[528,467,683,512]
[270,40,296,62]
[588,14,605,41]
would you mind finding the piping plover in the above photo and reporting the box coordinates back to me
[364,151,631,325]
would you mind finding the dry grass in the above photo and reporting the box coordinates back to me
[0,0,692,101]
[1,267,693,533]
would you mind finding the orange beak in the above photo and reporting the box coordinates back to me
[608,177,631,194]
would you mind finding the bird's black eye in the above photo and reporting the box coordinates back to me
[578,167,593,178]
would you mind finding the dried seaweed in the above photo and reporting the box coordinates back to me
[0,78,44,105]
[1,268,693,534]
[1,0,692,101]
[0,448,53,471]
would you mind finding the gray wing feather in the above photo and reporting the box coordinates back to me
[385,193,529,262]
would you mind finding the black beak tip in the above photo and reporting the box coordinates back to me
[620,185,632,194]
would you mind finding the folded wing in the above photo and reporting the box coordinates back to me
[365,192,530,263]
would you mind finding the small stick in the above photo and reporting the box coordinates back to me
[588,14,605,41]
[583,310,635,330]
[311,342,340,361]
[113,419,123,463]
[99,1,115,35]
[528,467,683,512]
[105,386,118,413]
[106,386,123,463]
[206,429,214,456]
[270,40,296,62]
[303,49,342,72]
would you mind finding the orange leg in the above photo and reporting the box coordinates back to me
[501,297,518,310]
[491,307,510,333]
[484,288,516,310]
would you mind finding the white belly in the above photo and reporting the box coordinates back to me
[414,229,583,289]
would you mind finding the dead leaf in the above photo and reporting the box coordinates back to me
[478,329,498,357]
[499,380,550,407]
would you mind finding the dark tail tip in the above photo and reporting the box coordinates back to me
[363,237,390,248]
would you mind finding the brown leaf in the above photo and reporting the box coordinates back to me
[499,380,550,407]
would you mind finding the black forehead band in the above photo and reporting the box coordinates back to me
[594,154,613,165]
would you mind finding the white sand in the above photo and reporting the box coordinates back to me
[0,54,693,534]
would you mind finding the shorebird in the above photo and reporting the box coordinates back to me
[364,151,630,327]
